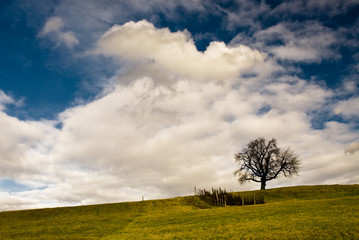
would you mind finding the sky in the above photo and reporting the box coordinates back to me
[0,0,359,211]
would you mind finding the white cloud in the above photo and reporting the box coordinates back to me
[0,112,58,181]
[345,141,359,154]
[42,17,64,34]
[333,96,359,118]
[59,31,79,48]
[0,90,24,111]
[252,22,340,63]
[220,0,270,31]
[261,76,332,112]
[272,0,359,17]
[0,90,15,110]
[40,17,79,48]
[94,20,265,81]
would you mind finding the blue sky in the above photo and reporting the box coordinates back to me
[0,0,359,211]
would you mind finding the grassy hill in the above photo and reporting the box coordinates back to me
[0,185,358,239]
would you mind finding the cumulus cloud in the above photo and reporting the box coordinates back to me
[0,112,58,181]
[40,17,79,48]
[345,141,359,154]
[259,76,332,112]
[333,96,359,118]
[94,20,265,81]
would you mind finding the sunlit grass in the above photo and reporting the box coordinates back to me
[0,185,358,239]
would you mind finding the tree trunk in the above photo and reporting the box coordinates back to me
[261,179,266,190]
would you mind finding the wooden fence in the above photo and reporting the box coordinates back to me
[196,187,265,207]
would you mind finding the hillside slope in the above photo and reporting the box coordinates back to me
[0,185,358,239]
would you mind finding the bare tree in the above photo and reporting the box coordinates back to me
[234,137,300,190]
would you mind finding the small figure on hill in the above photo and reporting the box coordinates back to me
[234,137,300,190]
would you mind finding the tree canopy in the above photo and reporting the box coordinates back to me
[234,137,300,190]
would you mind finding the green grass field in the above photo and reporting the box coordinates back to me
[0,185,358,239]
